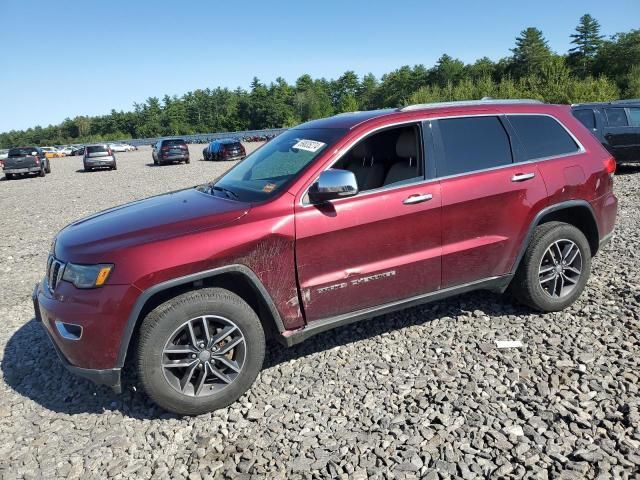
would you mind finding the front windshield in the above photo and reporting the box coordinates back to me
[201,127,345,202]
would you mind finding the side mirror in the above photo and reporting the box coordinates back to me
[308,169,359,203]
[31,151,38,156]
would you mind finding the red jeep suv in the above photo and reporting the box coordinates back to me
[33,100,618,415]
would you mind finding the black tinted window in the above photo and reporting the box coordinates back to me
[163,139,186,146]
[437,116,512,177]
[86,145,108,153]
[573,109,596,130]
[8,147,37,157]
[509,115,579,160]
[605,108,628,127]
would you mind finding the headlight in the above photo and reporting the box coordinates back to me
[62,263,114,288]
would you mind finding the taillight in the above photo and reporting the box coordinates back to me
[604,156,616,176]
[34,156,40,165]
[108,149,113,156]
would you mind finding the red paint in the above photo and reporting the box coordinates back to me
[37,102,618,371]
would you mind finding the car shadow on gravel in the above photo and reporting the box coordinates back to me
[2,319,165,419]
[262,290,532,369]
[2,291,530,418]
[616,165,640,175]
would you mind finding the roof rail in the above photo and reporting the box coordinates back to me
[399,98,544,112]
[613,98,640,104]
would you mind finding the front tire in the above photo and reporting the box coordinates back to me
[510,222,591,312]
[137,288,265,416]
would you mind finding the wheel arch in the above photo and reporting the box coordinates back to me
[511,200,600,275]
[117,265,285,368]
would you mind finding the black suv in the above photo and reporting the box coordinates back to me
[152,138,190,165]
[572,100,640,165]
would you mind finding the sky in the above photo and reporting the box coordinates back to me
[0,0,638,132]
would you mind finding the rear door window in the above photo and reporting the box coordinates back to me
[508,115,580,161]
[628,107,640,127]
[605,108,629,127]
[573,109,596,130]
[436,116,512,177]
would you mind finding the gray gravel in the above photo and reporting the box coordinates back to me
[0,149,639,479]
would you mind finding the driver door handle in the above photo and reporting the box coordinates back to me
[403,193,433,205]
[511,172,535,182]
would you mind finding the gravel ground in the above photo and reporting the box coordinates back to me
[0,148,639,479]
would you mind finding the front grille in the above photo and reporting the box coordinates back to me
[46,256,66,291]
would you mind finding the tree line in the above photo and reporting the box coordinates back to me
[2,14,639,148]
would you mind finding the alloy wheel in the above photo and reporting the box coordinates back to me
[162,315,246,397]
[538,239,583,298]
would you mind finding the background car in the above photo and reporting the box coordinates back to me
[572,100,640,166]
[152,138,190,165]
[83,144,117,171]
[0,149,8,161]
[40,146,64,158]
[3,146,50,179]
[70,145,85,156]
[202,138,246,161]
[109,143,134,152]
[59,146,74,156]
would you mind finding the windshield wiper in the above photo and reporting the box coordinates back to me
[212,185,239,200]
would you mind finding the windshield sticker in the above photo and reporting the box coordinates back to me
[292,139,325,152]
[262,182,277,193]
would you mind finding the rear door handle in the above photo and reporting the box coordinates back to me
[403,193,433,205]
[511,172,535,182]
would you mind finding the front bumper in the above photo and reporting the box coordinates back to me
[4,166,41,174]
[32,281,126,393]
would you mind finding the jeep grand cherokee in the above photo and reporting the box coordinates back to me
[33,99,618,415]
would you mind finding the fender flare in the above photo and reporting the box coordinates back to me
[116,264,285,367]
[509,199,599,275]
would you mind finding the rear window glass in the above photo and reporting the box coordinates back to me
[573,109,596,130]
[86,145,108,153]
[605,108,628,127]
[508,115,579,161]
[628,107,640,127]
[163,139,186,146]
[8,147,37,157]
[437,116,513,177]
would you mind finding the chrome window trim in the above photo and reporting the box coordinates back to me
[299,119,428,207]
[298,112,586,207]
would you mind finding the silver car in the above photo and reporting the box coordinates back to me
[83,144,117,171]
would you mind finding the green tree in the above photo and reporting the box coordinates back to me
[511,27,552,77]
[568,14,604,77]
[430,54,466,86]
[594,30,640,90]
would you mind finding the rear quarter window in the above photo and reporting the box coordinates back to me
[572,109,596,130]
[508,115,580,161]
[436,116,513,177]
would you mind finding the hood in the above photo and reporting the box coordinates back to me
[55,187,250,259]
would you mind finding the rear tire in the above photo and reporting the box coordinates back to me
[5,173,13,180]
[84,166,92,172]
[510,222,591,312]
[137,288,265,416]
[185,158,190,164]
[112,163,117,170]
[45,162,51,174]
[39,168,45,177]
